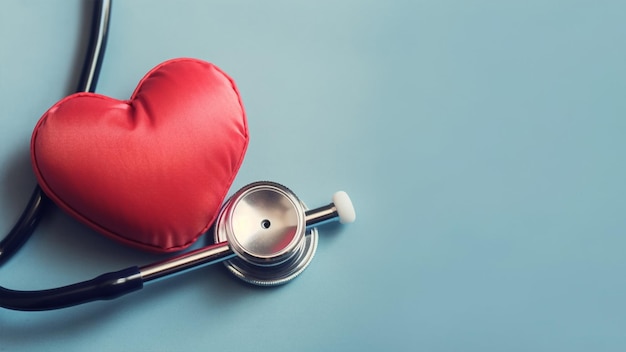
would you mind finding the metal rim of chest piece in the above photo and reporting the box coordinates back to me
[213,182,318,286]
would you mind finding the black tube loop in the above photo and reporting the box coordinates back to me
[0,0,136,312]
[0,0,111,266]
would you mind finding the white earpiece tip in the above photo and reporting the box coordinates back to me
[333,191,356,224]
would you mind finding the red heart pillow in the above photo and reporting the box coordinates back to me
[31,58,248,252]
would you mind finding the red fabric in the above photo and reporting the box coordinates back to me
[31,58,248,252]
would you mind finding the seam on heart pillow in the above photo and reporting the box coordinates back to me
[31,58,249,252]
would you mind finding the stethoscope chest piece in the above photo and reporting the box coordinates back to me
[214,182,318,286]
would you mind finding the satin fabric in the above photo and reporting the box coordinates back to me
[31,58,248,252]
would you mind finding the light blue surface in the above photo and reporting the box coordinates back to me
[1,0,626,350]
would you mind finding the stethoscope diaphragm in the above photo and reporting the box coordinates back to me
[213,182,319,286]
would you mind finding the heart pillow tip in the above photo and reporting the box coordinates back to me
[32,58,248,252]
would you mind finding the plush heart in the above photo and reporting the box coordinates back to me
[31,58,248,252]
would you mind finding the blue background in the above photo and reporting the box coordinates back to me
[1,0,625,350]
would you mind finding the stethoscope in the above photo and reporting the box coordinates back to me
[0,0,355,311]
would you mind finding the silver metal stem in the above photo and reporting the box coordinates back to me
[140,242,235,284]
[305,203,338,227]
[141,200,339,284]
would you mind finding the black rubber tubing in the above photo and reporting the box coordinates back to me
[0,0,145,312]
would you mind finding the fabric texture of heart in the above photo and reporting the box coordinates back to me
[31,58,249,252]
